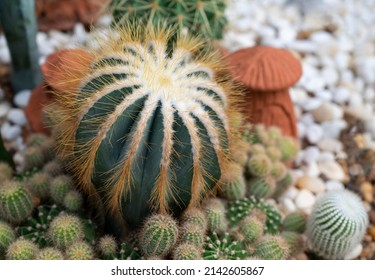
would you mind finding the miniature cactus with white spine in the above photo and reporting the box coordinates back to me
[306,190,368,259]
[51,25,239,228]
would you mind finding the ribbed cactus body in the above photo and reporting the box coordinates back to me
[26,172,50,199]
[50,175,73,205]
[282,212,306,233]
[110,0,227,39]
[140,214,178,257]
[98,235,117,259]
[180,223,205,247]
[253,235,289,260]
[48,214,84,249]
[53,28,236,228]
[6,239,39,260]
[66,242,95,260]
[36,247,64,260]
[203,232,248,260]
[0,221,16,253]
[0,181,33,223]
[181,208,207,231]
[248,177,276,199]
[307,190,368,259]
[238,216,263,244]
[204,198,227,233]
[247,154,272,177]
[173,243,201,260]
[63,190,83,212]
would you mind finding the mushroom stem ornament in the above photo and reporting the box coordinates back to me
[227,46,302,138]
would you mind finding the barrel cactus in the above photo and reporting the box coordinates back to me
[52,26,239,229]
[307,190,368,259]
[110,0,227,40]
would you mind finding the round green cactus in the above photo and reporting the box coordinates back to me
[140,214,179,257]
[26,172,50,199]
[238,216,264,244]
[253,235,289,260]
[181,208,207,231]
[48,214,84,249]
[98,235,118,259]
[279,136,299,161]
[248,176,276,199]
[180,223,205,247]
[249,143,266,155]
[17,204,61,247]
[220,163,246,201]
[270,161,287,181]
[66,241,95,260]
[0,162,13,184]
[281,231,304,256]
[203,232,248,260]
[307,190,368,259]
[52,26,239,229]
[0,180,34,224]
[63,190,83,212]
[36,247,64,260]
[26,133,49,148]
[173,243,201,260]
[282,212,306,233]
[24,146,45,171]
[266,146,282,161]
[50,175,73,205]
[42,160,63,177]
[267,126,282,144]
[204,198,227,233]
[247,154,272,177]
[272,172,293,199]
[6,239,39,260]
[110,0,227,40]
[0,221,16,254]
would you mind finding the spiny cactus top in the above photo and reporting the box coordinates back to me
[52,26,239,228]
[110,0,227,40]
[307,190,368,259]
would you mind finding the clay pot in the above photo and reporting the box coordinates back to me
[227,46,302,138]
[25,49,94,134]
[36,0,108,31]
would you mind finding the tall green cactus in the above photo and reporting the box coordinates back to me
[110,0,227,40]
[52,26,239,229]
[0,0,42,92]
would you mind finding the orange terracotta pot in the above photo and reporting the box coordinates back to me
[227,46,302,138]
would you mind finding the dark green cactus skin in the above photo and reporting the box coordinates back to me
[0,0,42,91]
[203,232,248,260]
[226,196,282,234]
[110,0,227,39]
[117,242,141,260]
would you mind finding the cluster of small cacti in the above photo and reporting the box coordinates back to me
[109,0,227,40]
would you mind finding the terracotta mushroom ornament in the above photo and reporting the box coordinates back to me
[227,46,302,138]
[25,49,94,134]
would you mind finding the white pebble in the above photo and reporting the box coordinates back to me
[14,90,31,108]
[332,87,350,104]
[302,146,320,164]
[0,87,4,100]
[321,119,347,139]
[302,162,320,177]
[314,89,332,102]
[280,197,297,213]
[306,123,323,144]
[0,102,11,118]
[1,122,22,141]
[295,189,316,210]
[318,160,346,181]
[7,109,27,126]
[281,186,300,201]
[317,138,343,153]
[325,180,345,191]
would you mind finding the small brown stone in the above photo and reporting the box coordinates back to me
[360,181,374,203]
[368,227,375,240]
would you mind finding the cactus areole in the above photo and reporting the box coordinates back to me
[53,28,237,229]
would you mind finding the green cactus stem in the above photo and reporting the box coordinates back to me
[6,239,39,260]
[247,176,276,199]
[0,0,42,91]
[180,223,205,247]
[63,190,83,212]
[66,241,95,260]
[203,232,248,260]
[36,247,64,260]
[26,172,51,200]
[50,175,73,205]
[282,212,306,233]
[281,231,304,256]
[98,235,117,259]
[173,243,201,260]
[204,198,228,233]
[140,214,179,258]
[0,181,34,224]
[247,154,272,177]
[253,235,289,260]
[0,221,16,255]
[238,215,264,244]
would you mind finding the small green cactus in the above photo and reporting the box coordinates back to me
[220,163,246,201]
[63,190,83,212]
[98,235,117,259]
[279,136,299,162]
[282,212,306,233]
[281,231,304,256]
[267,126,282,144]
[266,146,282,161]
[66,241,95,260]
[0,162,13,184]
[247,154,272,177]
[204,198,228,233]
[249,144,266,155]
[24,146,45,171]
[110,0,227,40]
[248,176,276,199]
[0,180,34,223]
[42,161,63,177]
[180,223,205,247]
[181,208,207,232]
[270,161,287,181]
[173,243,201,260]
[118,242,141,260]
[226,196,281,234]
[140,214,179,257]
[26,172,50,200]
[307,190,368,259]
[203,232,248,260]
[36,247,64,260]
[272,172,293,199]
[48,214,84,249]
[26,134,49,148]
[17,204,61,247]
[0,221,16,254]
[6,239,39,260]
[253,235,289,260]
[50,175,73,205]
[238,216,264,244]
[40,139,56,162]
